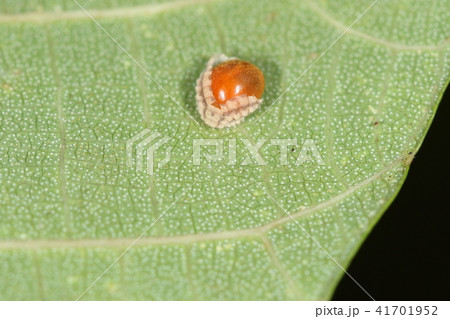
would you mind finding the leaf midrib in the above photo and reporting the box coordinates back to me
[1,0,449,52]
[0,0,218,23]
[303,0,450,51]
[0,153,408,250]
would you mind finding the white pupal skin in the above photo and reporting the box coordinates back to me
[195,54,263,128]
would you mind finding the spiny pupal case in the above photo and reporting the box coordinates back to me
[196,54,265,128]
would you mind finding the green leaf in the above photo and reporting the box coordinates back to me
[0,0,449,300]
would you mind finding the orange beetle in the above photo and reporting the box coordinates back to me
[196,54,265,128]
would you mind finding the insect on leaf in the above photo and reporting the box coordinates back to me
[0,0,449,300]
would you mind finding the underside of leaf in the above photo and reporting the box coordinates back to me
[0,0,449,300]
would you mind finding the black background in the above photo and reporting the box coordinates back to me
[333,86,450,300]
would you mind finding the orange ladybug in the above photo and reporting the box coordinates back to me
[196,54,265,128]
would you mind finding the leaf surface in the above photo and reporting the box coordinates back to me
[0,0,449,300]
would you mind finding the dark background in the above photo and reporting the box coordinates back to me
[333,86,450,300]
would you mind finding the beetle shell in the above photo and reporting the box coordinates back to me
[196,54,263,128]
